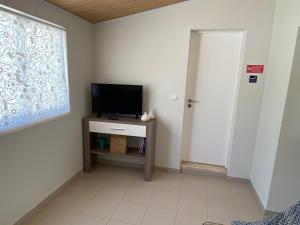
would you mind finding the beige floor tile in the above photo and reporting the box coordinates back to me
[229,181,253,197]
[51,189,95,213]
[22,214,43,225]
[122,168,144,180]
[234,187,263,221]
[107,220,133,225]
[235,199,262,215]
[238,212,265,222]
[206,185,234,203]
[66,175,107,194]
[112,201,147,225]
[22,201,59,225]
[142,207,176,225]
[97,183,129,200]
[150,190,179,210]
[91,166,120,180]
[72,214,108,225]
[130,179,157,190]
[154,172,181,193]
[37,209,78,225]
[176,211,207,225]
[205,177,234,196]
[153,171,182,180]
[84,196,120,219]
[207,217,233,225]
[178,195,207,216]
[181,174,206,184]
[108,168,141,185]
[181,180,206,198]
[207,199,238,220]
[109,176,135,186]
[233,184,258,203]
[205,176,232,187]
[232,183,256,201]
[22,166,264,225]
[123,186,153,204]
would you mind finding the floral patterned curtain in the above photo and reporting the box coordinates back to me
[0,6,70,135]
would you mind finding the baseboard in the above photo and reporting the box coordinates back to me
[155,166,181,173]
[14,170,82,225]
[181,162,227,177]
[226,176,250,183]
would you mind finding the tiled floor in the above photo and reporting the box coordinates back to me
[23,165,265,225]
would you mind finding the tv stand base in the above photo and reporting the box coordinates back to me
[83,115,156,181]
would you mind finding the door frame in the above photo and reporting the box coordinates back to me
[180,29,247,169]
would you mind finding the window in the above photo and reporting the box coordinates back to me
[0,5,70,135]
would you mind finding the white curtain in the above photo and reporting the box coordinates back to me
[0,6,70,135]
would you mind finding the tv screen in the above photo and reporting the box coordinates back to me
[91,83,143,117]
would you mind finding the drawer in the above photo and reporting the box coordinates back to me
[89,121,146,137]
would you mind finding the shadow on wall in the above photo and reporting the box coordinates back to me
[155,118,173,168]
[142,84,171,168]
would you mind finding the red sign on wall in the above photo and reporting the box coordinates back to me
[246,65,264,73]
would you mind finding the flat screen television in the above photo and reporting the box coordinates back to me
[91,83,143,118]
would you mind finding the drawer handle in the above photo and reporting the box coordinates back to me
[110,127,125,131]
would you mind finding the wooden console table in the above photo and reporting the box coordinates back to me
[83,115,156,181]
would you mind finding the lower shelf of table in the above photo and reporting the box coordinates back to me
[91,147,145,160]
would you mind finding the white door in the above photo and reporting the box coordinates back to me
[182,31,243,166]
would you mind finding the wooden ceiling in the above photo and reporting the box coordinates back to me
[47,0,185,23]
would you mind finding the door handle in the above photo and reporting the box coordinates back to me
[188,99,199,103]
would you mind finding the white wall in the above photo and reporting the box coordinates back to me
[267,28,300,212]
[93,0,275,176]
[250,0,300,210]
[0,1,93,225]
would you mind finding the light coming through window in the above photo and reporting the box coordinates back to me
[0,5,70,135]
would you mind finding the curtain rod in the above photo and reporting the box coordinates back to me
[0,3,66,31]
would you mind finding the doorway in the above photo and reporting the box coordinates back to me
[181,31,244,167]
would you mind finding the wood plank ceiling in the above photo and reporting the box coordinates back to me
[47,0,185,23]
